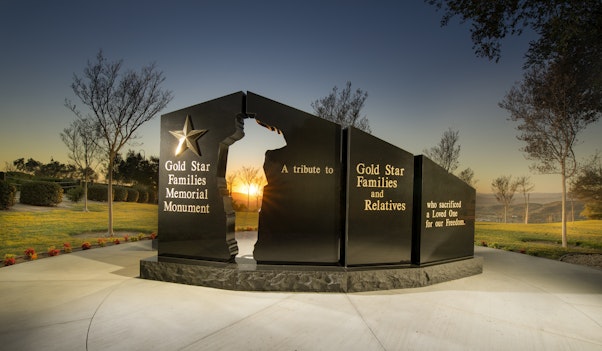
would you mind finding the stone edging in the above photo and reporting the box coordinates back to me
[140,256,483,293]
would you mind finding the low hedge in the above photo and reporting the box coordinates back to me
[126,188,140,202]
[0,181,17,210]
[66,186,84,202]
[136,187,149,203]
[88,184,113,202]
[114,186,128,202]
[20,181,63,206]
[147,190,157,204]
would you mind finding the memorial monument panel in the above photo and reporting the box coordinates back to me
[158,92,244,262]
[246,92,343,264]
[412,155,476,265]
[147,91,481,292]
[344,127,414,266]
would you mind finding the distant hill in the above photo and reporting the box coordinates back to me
[476,193,586,223]
[229,191,585,223]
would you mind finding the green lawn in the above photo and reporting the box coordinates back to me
[2,201,600,261]
[0,202,158,258]
[476,220,602,259]
[0,202,261,259]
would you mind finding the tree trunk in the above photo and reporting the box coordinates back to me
[83,176,89,212]
[561,172,568,248]
[525,193,529,224]
[107,151,115,237]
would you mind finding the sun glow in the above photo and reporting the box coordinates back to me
[233,183,261,196]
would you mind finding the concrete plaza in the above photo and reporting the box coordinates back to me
[0,237,600,350]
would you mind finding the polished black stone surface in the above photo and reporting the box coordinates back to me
[246,92,343,265]
[344,127,414,266]
[412,155,476,265]
[158,92,244,262]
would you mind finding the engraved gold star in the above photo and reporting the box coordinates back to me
[169,115,208,157]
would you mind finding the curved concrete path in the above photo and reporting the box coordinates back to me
[0,240,601,350]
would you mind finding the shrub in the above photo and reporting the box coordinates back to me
[47,246,60,256]
[135,187,149,203]
[81,242,92,250]
[147,189,157,204]
[66,186,84,202]
[20,181,63,206]
[126,188,140,202]
[113,186,128,202]
[24,248,37,260]
[3,254,15,266]
[63,243,72,253]
[88,185,112,202]
[0,180,17,210]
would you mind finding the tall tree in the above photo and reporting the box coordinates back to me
[66,50,172,235]
[113,150,158,188]
[61,118,102,211]
[491,175,518,223]
[515,175,535,224]
[424,128,461,173]
[500,59,600,247]
[426,1,602,77]
[571,153,602,219]
[311,81,371,133]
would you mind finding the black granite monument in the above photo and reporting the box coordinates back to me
[145,91,481,292]
[158,92,244,262]
[247,92,342,264]
[412,155,476,265]
[344,127,414,266]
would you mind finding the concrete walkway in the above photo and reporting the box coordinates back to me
[0,240,601,351]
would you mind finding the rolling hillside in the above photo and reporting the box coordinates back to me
[476,193,586,223]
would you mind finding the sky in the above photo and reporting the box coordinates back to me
[1,0,600,194]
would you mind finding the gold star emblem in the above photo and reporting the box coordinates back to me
[169,115,208,157]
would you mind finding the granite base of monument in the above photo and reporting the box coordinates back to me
[140,231,482,293]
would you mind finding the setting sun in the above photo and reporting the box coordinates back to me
[233,183,261,196]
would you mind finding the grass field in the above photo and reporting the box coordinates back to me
[1,201,600,261]
[476,221,602,259]
[0,202,158,258]
[0,202,261,259]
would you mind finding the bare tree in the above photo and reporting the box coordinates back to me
[515,176,535,224]
[491,175,518,223]
[311,81,370,133]
[226,171,238,196]
[60,118,102,212]
[500,59,600,247]
[66,50,172,235]
[238,166,260,210]
[457,167,477,187]
[424,128,461,173]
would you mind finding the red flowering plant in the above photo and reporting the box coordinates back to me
[47,246,60,257]
[3,254,16,266]
[113,238,120,245]
[81,242,92,250]
[123,234,129,242]
[97,238,106,247]
[63,243,72,253]
[24,248,38,260]
[150,233,157,240]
